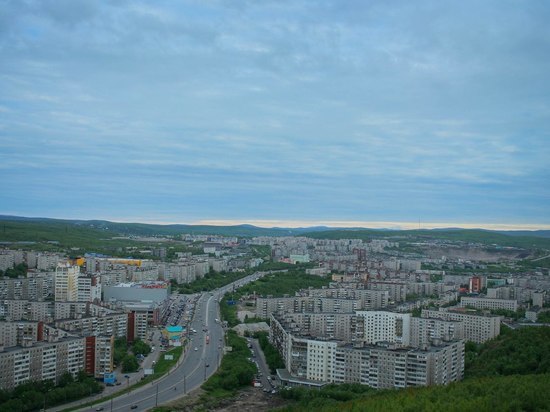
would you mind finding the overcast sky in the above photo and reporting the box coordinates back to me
[1,1,549,229]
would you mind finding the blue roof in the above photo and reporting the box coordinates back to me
[166,326,183,332]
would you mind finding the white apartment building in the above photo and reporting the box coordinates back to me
[55,264,80,302]
[356,311,411,347]
[270,315,464,389]
[306,340,337,381]
[459,297,518,311]
[421,309,501,343]
[410,317,464,348]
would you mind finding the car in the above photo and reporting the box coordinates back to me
[116,382,121,386]
[205,363,210,367]
[96,408,104,411]
[130,405,138,410]
[194,347,198,351]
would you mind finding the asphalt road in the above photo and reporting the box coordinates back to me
[250,338,277,392]
[76,271,266,412]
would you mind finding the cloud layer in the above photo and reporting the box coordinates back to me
[1,0,549,227]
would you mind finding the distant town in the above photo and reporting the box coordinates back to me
[0,220,549,411]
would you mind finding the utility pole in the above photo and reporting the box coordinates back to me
[110,398,113,412]
[155,383,159,406]
[184,374,187,394]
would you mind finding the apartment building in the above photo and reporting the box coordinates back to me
[85,335,114,379]
[459,297,518,311]
[55,313,128,338]
[37,254,61,271]
[410,317,464,348]
[276,312,359,342]
[0,252,15,272]
[0,321,42,348]
[55,265,80,302]
[302,288,389,310]
[0,275,52,301]
[0,337,85,390]
[367,281,407,302]
[356,311,411,347]
[0,300,54,322]
[421,308,500,343]
[255,296,362,319]
[270,315,464,389]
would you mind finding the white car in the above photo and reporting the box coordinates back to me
[194,347,198,351]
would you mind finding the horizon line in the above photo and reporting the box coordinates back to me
[3,214,549,231]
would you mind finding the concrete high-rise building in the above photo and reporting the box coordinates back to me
[270,315,464,389]
[0,337,85,390]
[356,311,411,347]
[55,265,79,302]
[421,308,500,343]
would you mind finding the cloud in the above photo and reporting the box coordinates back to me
[0,0,548,226]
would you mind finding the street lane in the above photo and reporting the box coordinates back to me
[75,271,268,412]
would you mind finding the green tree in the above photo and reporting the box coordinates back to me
[122,355,139,373]
[132,339,151,356]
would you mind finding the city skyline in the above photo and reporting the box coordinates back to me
[1,1,549,226]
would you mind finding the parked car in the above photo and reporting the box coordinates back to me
[130,406,138,409]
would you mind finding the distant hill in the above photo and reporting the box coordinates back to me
[0,215,549,250]
[0,215,325,240]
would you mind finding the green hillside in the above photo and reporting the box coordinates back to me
[279,326,550,412]
[279,374,550,412]
[466,326,550,378]
[1,216,549,249]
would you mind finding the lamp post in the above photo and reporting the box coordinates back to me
[155,383,159,406]
[183,374,187,394]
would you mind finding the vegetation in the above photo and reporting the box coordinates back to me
[537,311,550,323]
[176,270,251,294]
[113,337,151,372]
[220,293,240,327]
[280,374,550,412]
[0,262,28,278]
[234,270,331,298]
[144,346,182,381]
[279,383,376,410]
[254,332,285,374]
[489,308,526,320]
[466,326,550,378]
[0,371,102,412]
[200,331,257,403]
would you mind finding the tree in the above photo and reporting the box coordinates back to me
[122,355,139,373]
[132,339,151,356]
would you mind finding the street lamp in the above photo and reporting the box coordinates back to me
[43,388,52,412]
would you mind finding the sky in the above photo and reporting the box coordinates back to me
[0,0,549,230]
